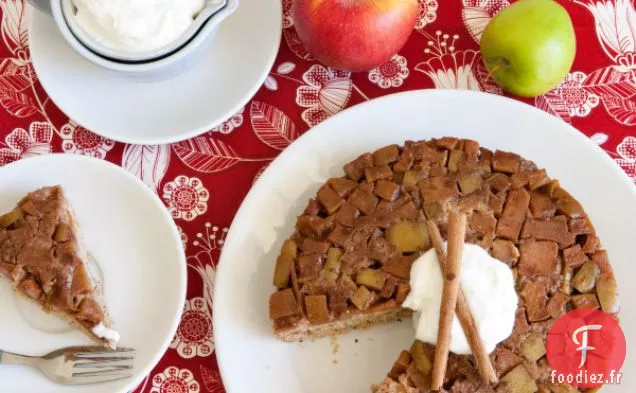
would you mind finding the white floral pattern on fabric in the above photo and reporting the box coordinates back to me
[615,136,636,182]
[0,121,52,166]
[150,366,200,393]
[558,72,601,117]
[296,64,352,127]
[462,0,509,43]
[163,175,210,221]
[369,55,410,89]
[578,0,636,69]
[170,296,213,358]
[415,32,501,93]
[416,0,439,30]
[210,107,244,134]
[60,121,114,159]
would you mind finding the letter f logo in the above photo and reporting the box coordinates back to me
[572,325,602,368]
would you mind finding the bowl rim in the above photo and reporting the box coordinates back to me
[50,0,239,72]
[61,0,235,63]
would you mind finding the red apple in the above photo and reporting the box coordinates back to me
[293,0,419,72]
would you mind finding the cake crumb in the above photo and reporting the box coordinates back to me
[332,359,338,364]
[330,336,340,355]
[355,338,359,343]
[397,318,403,323]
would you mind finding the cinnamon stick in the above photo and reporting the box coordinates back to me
[427,219,499,386]
[431,213,466,391]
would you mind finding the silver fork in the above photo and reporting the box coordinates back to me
[0,346,134,385]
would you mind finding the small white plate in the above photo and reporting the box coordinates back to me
[29,0,281,145]
[0,154,187,393]
[213,90,636,393]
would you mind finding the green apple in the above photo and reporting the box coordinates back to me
[480,0,576,97]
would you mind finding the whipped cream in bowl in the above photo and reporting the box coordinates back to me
[62,0,227,62]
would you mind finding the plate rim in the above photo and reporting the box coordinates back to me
[27,0,283,145]
[0,153,187,393]
[213,89,636,392]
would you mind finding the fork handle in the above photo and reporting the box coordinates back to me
[0,350,38,367]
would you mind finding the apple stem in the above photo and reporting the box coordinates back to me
[484,64,500,84]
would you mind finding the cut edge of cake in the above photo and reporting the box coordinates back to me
[0,185,119,348]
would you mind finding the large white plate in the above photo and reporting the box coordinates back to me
[0,154,186,393]
[214,90,636,393]
[28,0,281,145]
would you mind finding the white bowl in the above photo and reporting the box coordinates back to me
[61,0,229,62]
[29,0,238,79]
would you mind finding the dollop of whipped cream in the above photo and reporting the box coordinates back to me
[72,0,205,53]
[402,243,518,355]
[92,322,120,347]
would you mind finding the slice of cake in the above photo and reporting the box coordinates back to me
[0,186,119,348]
[268,137,619,392]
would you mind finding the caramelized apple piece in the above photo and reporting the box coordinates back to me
[571,261,600,293]
[437,136,459,149]
[304,295,330,325]
[374,180,401,201]
[528,169,550,190]
[348,188,378,215]
[571,294,600,309]
[281,239,297,258]
[520,333,546,363]
[373,144,400,166]
[382,254,418,280]
[493,150,521,174]
[486,173,511,193]
[324,247,343,282]
[328,177,359,198]
[53,223,72,242]
[423,202,442,220]
[351,285,375,310]
[546,179,560,197]
[388,221,430,253]
[518,240,558,276]
[388,350,412,379]
[448,149,464,173]
[402,169,422,187]
[0,207,23,228]
[563,244,588,268]
[418,176,459,204]
[395,282,410,304]
[496,188,531,241]
[273,254,293,288]
[492,239,520,266]
[356,268,386,290]
[547,292,569,319]
[365,165,393,182]
[553,187,584,218]
[501,364,538,393]
[317,184,344,214]
[407,363,432,391]
[458,173,483,195]
[410,341,432,375]
[344,152,373,181]
[367,299,398,313]
[269,288,298,319]
[596,273,619,314]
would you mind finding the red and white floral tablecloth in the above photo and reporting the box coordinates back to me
[0,0,635,391]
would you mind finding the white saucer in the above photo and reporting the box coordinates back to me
[29,0,281,145]
[0,154,187,393]
[214,90,636,393]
